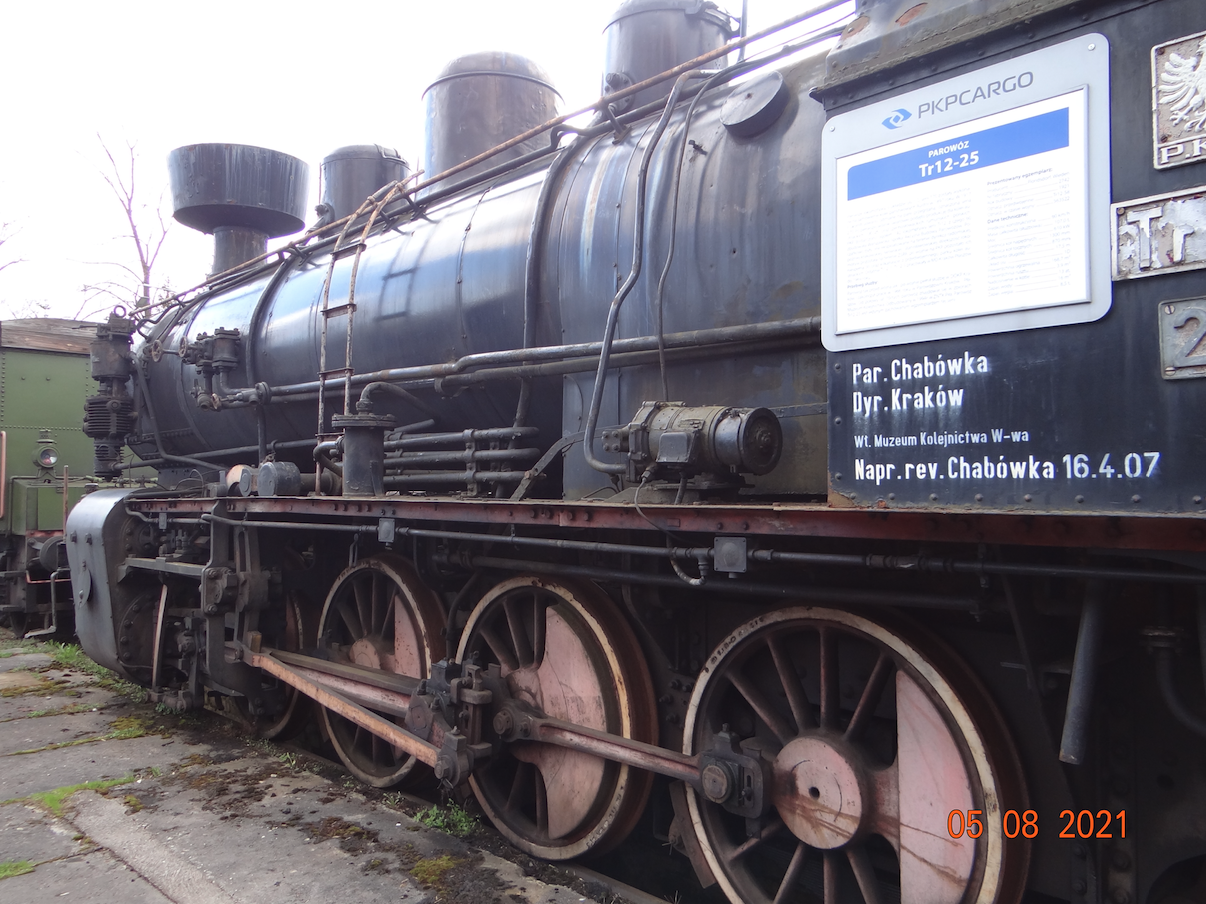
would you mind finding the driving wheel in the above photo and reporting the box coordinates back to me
[318,554,446,788]
[683,606,1029,904]
[456,575,658,860]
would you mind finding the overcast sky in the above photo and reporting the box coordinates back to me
[0,1,847,321]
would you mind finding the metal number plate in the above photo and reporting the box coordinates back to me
[1159,297,1206,380]
[1112,186,1206,279]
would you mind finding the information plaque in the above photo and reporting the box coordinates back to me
[821,35,1112,351]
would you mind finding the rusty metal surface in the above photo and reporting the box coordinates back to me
[818,0,1108,97]
[249,649,439,766]
[130,494,1206,553]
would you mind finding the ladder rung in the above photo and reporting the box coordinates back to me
[322,303,356,318]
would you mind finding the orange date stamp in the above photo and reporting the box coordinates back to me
[947,809,1127,839]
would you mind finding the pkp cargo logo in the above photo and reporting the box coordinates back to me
[882,108,912,129]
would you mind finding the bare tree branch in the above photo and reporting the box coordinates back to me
[0,222,24,276]
[95,135,172,309]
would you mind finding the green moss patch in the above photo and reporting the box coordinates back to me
[410,854,460,888]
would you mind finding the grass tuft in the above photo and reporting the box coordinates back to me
[44,643,148,702]
[26,776,135,816]
[415,803,477,838]
[0,860,35,880]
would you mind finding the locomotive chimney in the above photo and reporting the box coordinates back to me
[168,144,309,276]
[602,0,734,112]
[420,52,561,195]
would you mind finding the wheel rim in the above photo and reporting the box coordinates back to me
[683,607,1028,904]
[456,575,657,860]
[237,591,313,740]
[318,554,446,788]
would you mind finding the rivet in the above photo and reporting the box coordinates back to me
[834,473,842,480]
[975,493,984,502]
[1194,496,1203,504]
[1087,42,1096,50]
[1132,495,1141,503]
[930,493,939,501]
[888,493,895,500]
[1165,304,1176,315]
[1075,495,1085,503]
[1024,494,1032,502]
[834,416,842,425]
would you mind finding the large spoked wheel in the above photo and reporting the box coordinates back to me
[684,607,1028,904]
[456,575,658,860]
[236,591,315,739]
[318,554,446,788]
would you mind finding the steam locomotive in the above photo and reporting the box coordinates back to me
[67,0,1206,901]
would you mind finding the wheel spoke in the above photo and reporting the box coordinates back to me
[336,599,362,639]
[725,667,794,745]
[847,846,883,904]
[504,597,534,667]
[844,653,893,744]
[534,767,549,837]
[772,842,807,904]
[370,574,389,637]
[819,627,839,730]
[381,591,399,638]
[506,760,531,815]
[823,850,838,904]
[353,574,372,640]
[479,623,520,672]
[769,635,814,732]
[727,817,785,862]
[530,593,546,665]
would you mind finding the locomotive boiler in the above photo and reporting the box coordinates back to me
[67,1,1206,902]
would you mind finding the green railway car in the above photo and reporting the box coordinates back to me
[0,318,100,636]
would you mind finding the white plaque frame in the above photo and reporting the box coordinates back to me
[821,34,1112,352]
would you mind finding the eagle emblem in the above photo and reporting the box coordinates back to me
[1152,30,1206,169]
[1158,36,1206,132]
